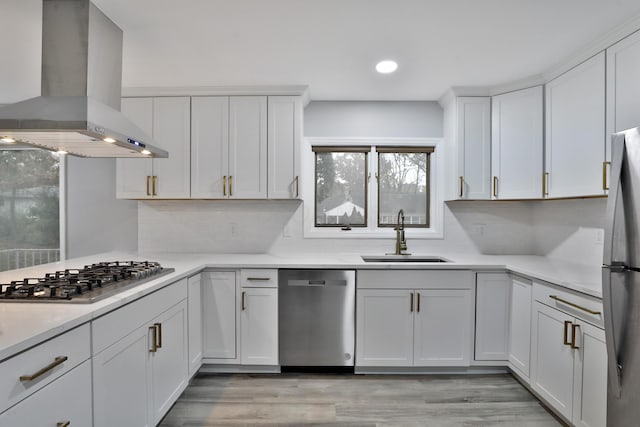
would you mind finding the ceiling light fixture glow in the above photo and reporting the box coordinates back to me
[376,60,398,74]
[103,137,116,143]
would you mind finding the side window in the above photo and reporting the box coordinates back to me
[377,148,431,228]
[0,149,61,272]
[314,147,369,227]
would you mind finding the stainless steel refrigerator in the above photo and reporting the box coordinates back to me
[603,126,640,426]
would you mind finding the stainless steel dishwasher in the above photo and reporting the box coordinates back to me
[278,269,355,366]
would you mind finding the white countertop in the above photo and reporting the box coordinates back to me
[0,251,603,362]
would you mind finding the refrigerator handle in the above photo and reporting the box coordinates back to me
[603,134,625,265]
[603,269,622,398]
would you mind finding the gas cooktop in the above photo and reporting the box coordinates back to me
[0,261,174,303]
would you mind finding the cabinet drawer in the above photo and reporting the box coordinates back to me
[533,281,603,328]
[0,323,90,414]
[92,278,188,355]
[357,270,473,290]
[0,360,92,426]
[240,269,277,288]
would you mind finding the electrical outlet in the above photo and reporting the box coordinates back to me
[472,223,487,237]
[230,222,238,236]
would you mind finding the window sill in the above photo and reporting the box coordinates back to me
[303,227,444,239]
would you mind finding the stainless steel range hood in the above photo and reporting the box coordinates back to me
[0,0,168,158]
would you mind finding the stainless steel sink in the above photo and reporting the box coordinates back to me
[361,255,451,263]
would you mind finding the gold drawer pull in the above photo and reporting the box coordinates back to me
[295,176,299,197]
[458,176,464,198]
[57,422,71,427]
[229,176,233,196]
[247,277,271,281]
[20,356,68,382]
[493,176,498,198]
[241,291,246,310]
[152,175,157,196]
[410,292,414,313]
[149,325,158,353]
[550,295,601,315]
[571,324,580,349]
[416,292,421,313]
[563,320,572,345]
[542,172,549,196]
[146,176,151,196]
[155,322,162,349]
[603,161,611,190]
[223,176,227,196]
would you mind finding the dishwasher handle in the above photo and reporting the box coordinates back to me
[287,279,347,287]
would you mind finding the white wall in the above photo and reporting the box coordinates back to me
[65,157,138,259]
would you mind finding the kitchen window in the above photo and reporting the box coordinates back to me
[0,148,63,272]
[306,138,443,238]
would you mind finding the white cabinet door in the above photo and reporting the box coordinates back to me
[475,272,510,361]
[150,300,189,424]
[0,360,92,427]
[117,97,154,199]
[607,29,640,160]
[491,86,543,199]
[268,96,301,199]
[202,271,238,361]
[152,96,191,198]
[572,321,607,427]
[457,97,491,199]
[413,289,472,366]
[187,274,203,377]
[93,324,152,427]
[228,96,267,198]
[508,276,532,380]
[530,302,575,421]
[545,52,606,198]
[191,96,229,198]
[356,289,414,366]
[240,287,278,365]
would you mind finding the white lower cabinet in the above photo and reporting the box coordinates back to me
[530,282,607,426]
[356,285,472,367]
[0,360,93,427]
[202,271,238,362]
[92,279,189,427]
[475,272,510,361]
[187,274,203,377]
[508,276,532,381]
[240,287,279,365]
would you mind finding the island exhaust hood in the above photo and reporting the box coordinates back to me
[0,0,168,158]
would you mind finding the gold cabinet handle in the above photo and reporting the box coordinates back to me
[571,324,580,349]
[542,172,549,196]
[295,175,299,198]
[152,175,157,196]
[241,291,246,310]
[603,161,611,190]
[20,356,68,382]
[458,176,464,198]
[416,292,421,313]
[563,320,572,345]
[550,295,601,315]
[154,322,162,348]
[247,277,271,281]
[493,176,498,198]
[146,176,151,196]
[223,176,227,196]
[410,292,414,313]
[229,176,233,196]
[57,422,70,427]
[149,325,158,353]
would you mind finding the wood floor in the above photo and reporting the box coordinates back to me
[159,372,565,426]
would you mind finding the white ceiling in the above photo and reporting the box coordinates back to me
[2,0,640,102]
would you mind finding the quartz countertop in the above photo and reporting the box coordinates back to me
[0,251,603,362]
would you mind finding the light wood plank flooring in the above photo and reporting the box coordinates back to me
[160,373,565,426]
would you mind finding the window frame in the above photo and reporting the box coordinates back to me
[313,146,370,228]
[303,137,444,239]
[0,146,66,270]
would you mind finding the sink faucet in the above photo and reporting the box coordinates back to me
[394,209,410,255]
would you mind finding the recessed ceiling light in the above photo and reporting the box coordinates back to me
[103,137,116,143]
[376,60,398,74]
[141,149,151,155]
[1,137,16,143]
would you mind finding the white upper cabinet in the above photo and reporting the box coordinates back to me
[268,96,302,199]
[545,52,606,198]
[191,97,229,198]
[229,96,268,198]
[607,29,640,160]
[191,96,268,199]
[116,97,191,199]
[457,97,492,199]
[491,86,543,199]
